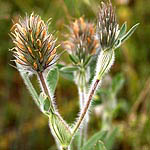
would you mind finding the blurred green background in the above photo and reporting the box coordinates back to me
[0,0,150,150]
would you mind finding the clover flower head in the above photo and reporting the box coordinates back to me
[10,13,59,73]
[63,17,98,64]
[97,1,120,51]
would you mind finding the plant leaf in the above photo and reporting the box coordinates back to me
[46,68,59,96]
[49,114,72,148]
[18,66,40,108]
[81,130,107,150]
[118,22,127,39]
[60,71,74,81]
[43,96,51,112]
[60,66,78,72]
[96,140,107,150]
[121,23,139,43]
[111,73,125,94]
[56,64,75,81]
[38,92,54,114]
[104,128,118,150]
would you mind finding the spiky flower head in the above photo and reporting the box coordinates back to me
[63,17,98,66]
[97,1,120,51]
[10,13,59,73]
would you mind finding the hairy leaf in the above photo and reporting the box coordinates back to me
[46,68,59,96]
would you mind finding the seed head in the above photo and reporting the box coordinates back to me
[63,17,98,64]
[10,13,59,73]
[97,1,120,51]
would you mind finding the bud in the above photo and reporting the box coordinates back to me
[63,17,98,66]
[96,1,139,79]
[10,13,59,73]
[97,1,120,51]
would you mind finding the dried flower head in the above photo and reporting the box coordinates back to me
[97,1,120,51]
[10,13,59,73]
[63,17,98,65]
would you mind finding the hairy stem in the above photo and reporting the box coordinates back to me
[77,69,89,146]
[38,72,51,98]
[78,85,87,147]
[73,78,100,134]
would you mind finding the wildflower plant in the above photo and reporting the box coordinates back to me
[10,1,139,150]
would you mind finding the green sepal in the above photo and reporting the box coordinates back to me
[46,67,59,97]
[83,55,92,67]
[69,54,79,64]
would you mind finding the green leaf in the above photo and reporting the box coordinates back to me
[111,73,125,94]
[104,128,118,150]
[56,64,74,81]
[38,92,54,114]
[46,68,59,96]
[18,65,40,108]
[43,96,50,112]
[81,130,107,150]
[121,23,139,43]
[96,140,107,150]
[60,71,74,81]
[56,64,65,69]
[49,114,72,148]
[118,22,127,39]
[60,66,78,72]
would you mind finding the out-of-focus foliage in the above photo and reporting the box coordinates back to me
[0,0,150,150]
